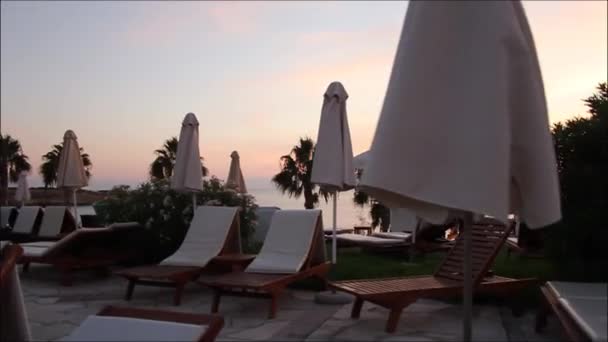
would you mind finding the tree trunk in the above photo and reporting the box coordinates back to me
[303,186,314,210]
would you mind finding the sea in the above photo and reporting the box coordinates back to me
[78,186,371,229]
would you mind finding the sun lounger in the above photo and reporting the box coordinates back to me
[36,206,77,240]
[0,206,42,242]
[335,208,421,254]
[330,222,536,333]
[1,244,225,342]
[18,222,143,285]
[1,206,17,229]
[114,206,242,305]
[198,209,330,318]
[253,206,280,243]
[324,226,355,236]
[536,281,607,342]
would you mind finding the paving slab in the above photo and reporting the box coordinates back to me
[17,264,562,341]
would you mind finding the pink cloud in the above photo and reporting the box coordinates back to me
[121,2,262,48]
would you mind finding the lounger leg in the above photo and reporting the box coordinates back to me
[351,297,364,319]
[535,301,551,333]
[211,289,221,313]
[59,266,73,287]
[269,292,279,319]
[174,283,185,306]
[125,280,135,301]
[386,307,404,333]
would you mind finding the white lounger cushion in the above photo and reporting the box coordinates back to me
[1,207,14,228]
[558,297,607,342]
[548,281,607,300]
[372,232,413,240]
[62,315,206,341]
[336,233,406,246]
[161,206,238,267]
[323,227,354,235]
[11,206,41,234]
[38,206,71,238]
[246,210,320,274]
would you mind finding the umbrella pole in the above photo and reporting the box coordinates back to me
[192,193,197,210]
[463,211,473,342]
[73,189,80,229]
[332,192,338,265]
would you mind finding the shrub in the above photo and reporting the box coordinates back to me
[94,177,257,264]
[544,82,608,281]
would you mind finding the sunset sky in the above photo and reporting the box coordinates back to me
[2,1,607,190]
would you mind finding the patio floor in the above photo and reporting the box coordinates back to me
[20,264,561,341]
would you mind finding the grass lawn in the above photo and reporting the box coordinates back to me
[293,244,557,309]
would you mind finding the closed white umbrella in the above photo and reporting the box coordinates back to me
[171,113,204,209]
[311,81,356,265]
[226,151,247,194]
[57,130,88,228]
[358,2,561,340]
[14,171,31,206]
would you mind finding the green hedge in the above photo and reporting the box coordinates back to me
[94,178,257,264]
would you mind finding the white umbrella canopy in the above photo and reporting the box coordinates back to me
[57,130,88,189]
[57,130,88,228]
[226,151,247,194]
[311,81,356,192]
[353,151,370,170]
[359,1,561,340]
[14,171,31,205]
[171,113,204,208]
[311,81,356,266]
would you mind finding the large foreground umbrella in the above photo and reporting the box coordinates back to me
[226,151,247,194]
[352,151,370,171]
[57,130,88,228]
[311,81,356,265]
[358,2,561,340]
[171,113,203,208]
[14,171,31,206]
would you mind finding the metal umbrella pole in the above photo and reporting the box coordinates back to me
[463,211,474,342]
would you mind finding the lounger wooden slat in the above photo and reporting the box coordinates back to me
[198,210,330,319]
[330,220,537,333]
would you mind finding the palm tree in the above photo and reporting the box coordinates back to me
[39,143,93,188]
[272,137,328,209]
[352,168,391,231]
[0,134,32,204]
[149,137,209,180]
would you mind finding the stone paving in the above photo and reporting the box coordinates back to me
[20,264,561,341]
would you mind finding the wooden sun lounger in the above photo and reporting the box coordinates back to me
[69,306,225,342]
[536,282,607,342]
[19,222,143,286]
[330,221,537,333]
[0,206,43,243]
[114,206,242,305]
[1,244,225,342]
[198,210,331,319]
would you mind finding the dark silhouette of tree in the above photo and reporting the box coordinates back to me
[39,143,92,188]
[0,134,31,204]
[149,137,209,180]
[548,82,608,281]
[272,137,328,209]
